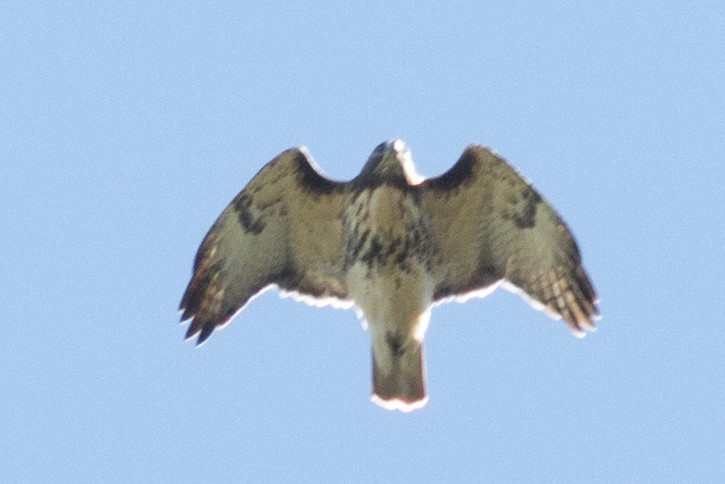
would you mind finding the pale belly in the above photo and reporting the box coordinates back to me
[343,185,435,336]
[346,261,435,345]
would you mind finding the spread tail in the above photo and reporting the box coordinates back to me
[371,342,428,412]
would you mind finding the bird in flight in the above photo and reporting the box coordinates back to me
[179,140,600,411]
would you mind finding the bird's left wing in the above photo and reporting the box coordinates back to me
[422,145,600,336]
[179,148,351,344]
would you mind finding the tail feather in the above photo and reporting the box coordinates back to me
[371,343,428,412]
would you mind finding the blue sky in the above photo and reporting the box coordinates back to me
[3,2,723,482]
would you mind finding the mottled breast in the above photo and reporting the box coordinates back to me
[343,185,433,273]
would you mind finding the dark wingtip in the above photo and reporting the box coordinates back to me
[196,324,215,346]
[184,323,199,341]
[179,306,194,323]
[183,322,213,346]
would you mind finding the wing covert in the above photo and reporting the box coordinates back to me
[179,148,351,344]
[423,145,600,336]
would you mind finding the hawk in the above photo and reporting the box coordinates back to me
[179,140,600,411]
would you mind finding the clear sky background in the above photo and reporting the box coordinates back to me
[3,2,723,483]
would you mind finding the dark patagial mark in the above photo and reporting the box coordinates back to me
[426,149,476,191]
[294,151,340,194]
[513,188,542,229]
[233,194,266,234]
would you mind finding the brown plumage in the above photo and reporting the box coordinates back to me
[180,140,600,411]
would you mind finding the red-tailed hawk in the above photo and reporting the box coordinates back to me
[179,140,600,411]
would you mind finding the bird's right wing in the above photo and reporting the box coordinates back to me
[179,148,352,344]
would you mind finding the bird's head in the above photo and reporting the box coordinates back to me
[358,140,424,186]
